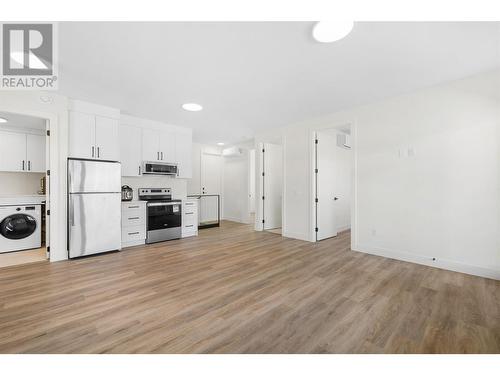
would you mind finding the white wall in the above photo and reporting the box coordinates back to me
[121,176,187,201]
[255,69,500,279]
[0,172,45,195]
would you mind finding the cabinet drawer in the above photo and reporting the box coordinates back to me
[121,225,145,243]
[183,212,197,226]
[122,209,145,225]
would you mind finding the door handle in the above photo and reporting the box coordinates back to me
[92,146,95,158]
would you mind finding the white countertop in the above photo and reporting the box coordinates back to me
[0,195,46,206]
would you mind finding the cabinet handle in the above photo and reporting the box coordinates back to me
[186,225,194,228]
[128,205,139,209]
[97,147,100,158]
[28,161,31,171]
[139,166,141,175]
[185,212,194,215]
[161,151,163,160]
[22,160,25,170]
[157,151,160,160]
[128,232,140,235]
[128,217,140,220]
[92,146,95,158]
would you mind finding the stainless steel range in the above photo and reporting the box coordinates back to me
[139,188,182,244]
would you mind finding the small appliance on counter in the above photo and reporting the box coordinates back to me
[121,185,133,201]
[139,188,182,243]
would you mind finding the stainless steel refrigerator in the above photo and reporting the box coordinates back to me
[68,158,121,258]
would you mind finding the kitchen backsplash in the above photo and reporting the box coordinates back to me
[0,172,45,195]
[121,175,188,201]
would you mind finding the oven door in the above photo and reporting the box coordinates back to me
[146,202,182,243]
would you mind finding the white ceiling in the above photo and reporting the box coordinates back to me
[58,22,500,145]
[0,111,46,130]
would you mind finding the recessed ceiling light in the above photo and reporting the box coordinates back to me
[217,142,225,146]
[312,21,354,43]
[182,103,203,112]
[0,117,7,123]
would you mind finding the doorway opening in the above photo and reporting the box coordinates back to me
[259,142,283,235]
[313,124,353,242]
[0,111,50,268]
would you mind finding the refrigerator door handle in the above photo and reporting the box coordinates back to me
[69,197,75,226]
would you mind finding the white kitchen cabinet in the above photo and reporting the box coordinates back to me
[69,111,95,159]
[69,112,119,161]
[121,201,147,248]
[142,128,161,162]
[0,131,26,172]
[159,131,176,163]
[95,116,119,161]
[119,124,142,176]
[26,134,46,172]
[0,131,45,173]
[182,199,198,238]
[142,129,176,163]
[175,132,192,178]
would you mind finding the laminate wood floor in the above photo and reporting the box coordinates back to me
[0,221,499,354]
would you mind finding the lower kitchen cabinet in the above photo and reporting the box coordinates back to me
[121,201,147,247]
[182,199,198,238]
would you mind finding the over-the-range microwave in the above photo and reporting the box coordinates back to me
[142,161,178,176]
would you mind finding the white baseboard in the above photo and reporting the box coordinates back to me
[282,231,309,242]
[355,244,500,281]
[337,225,351,233]
[223,216,248,224]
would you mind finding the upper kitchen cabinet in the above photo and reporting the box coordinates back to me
[26,134,46,173]
[0,131,27,172]
[141,128,161,162]
[119,123,142,176]
[68,100,120,161]
[141,129,175,163]
[0,130,45,172]
[175,132,192,178]
[159,131,176,163]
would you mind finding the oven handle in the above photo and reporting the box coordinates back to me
[147,202,181,207]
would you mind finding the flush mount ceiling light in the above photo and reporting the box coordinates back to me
[312,21,354,43]
[217,142,225,146]
[182,103,203,112]
[0,117,7,123]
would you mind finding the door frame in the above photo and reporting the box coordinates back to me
[0,105,65,261]
[309,122,358,250]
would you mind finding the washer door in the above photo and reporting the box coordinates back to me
[0,214,37,240]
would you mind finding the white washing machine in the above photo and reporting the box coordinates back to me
[0,204,42,253]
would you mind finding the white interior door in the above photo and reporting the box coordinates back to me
[316,131,337,240]
[263,143,282,230]
[26,134,46,172]
[201,153,222,195]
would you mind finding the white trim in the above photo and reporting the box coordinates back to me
[282,231,309,242]
[355,245,500,281]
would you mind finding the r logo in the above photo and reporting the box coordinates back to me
[2,24,53,76]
